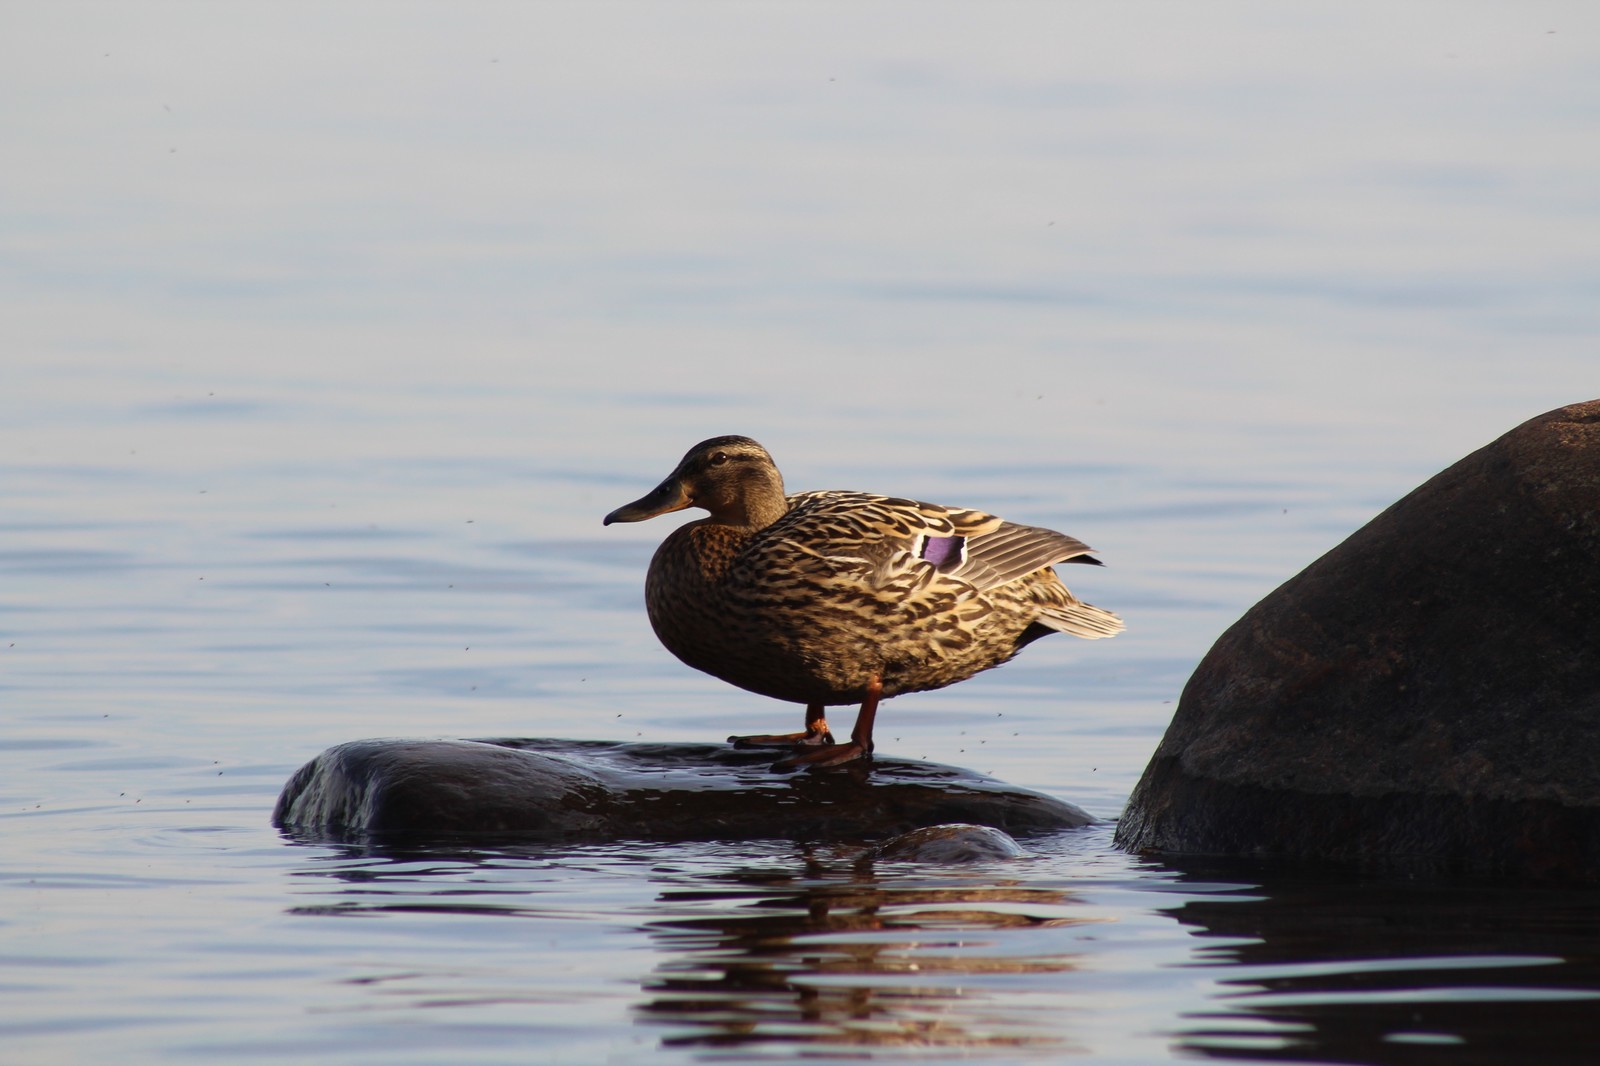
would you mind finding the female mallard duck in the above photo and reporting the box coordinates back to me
[604,435,1122,769]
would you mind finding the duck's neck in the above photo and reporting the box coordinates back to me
[703,467,788,531]
[723,491,788,530]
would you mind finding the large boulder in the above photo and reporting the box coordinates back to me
[274,737,1092,845]
[1115,399,1600,879]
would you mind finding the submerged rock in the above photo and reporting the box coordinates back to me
[868,823,1027,862]
[1115,399,1600,879]
[274,737,1093,845]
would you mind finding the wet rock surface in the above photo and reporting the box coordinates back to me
[866,823,1028,862]
[274,737,1093,845]
[1115,399,1600,879]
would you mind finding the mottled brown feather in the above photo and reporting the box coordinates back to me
[608,438,1124,715]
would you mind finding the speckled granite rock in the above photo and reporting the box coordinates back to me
[274,737,1092,845]
[1116,399,1600,879]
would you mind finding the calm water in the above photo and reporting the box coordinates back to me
[5,4,1600,1063]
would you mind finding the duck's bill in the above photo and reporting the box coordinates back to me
[603,480,692,525]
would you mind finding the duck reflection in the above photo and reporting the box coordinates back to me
[635,857,1093,1054]
[279,834,1101,1056]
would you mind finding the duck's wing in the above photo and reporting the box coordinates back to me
[742,490,1122,640]
[939,517,1103,589]
[765,491,1099,593]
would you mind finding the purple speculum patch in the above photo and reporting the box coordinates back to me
[919,535,964,567]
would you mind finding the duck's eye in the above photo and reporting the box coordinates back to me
[709,451,729,466]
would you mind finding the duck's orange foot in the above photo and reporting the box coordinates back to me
[772,741,871,772]
[728,726,835,750]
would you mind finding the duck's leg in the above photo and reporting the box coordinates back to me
[729,704,835,749]
[774,677,881,771]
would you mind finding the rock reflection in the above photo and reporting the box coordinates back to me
[1161,864,1600,1065]
[636,860,1092,1054]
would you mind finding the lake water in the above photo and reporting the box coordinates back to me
[5,4,1599,1062]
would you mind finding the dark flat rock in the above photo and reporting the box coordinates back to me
[1115,399,1600,879]
[273,737,1093,845]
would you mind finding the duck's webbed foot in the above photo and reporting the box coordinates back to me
[728,727,835,749]
[729,705,835,750]
[771,677,881,773]
[771,740,871,772]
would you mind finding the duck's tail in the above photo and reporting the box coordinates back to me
[1036,599,1125,640]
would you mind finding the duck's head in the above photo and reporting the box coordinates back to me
[603,435,788,529]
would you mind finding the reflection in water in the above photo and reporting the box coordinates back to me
[635,859,1090,1055]
[285,841,1099,1055]
[279,839,1600,1064]
[1162,864,1600,1065]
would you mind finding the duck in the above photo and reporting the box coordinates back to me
[603,435,1122,769]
